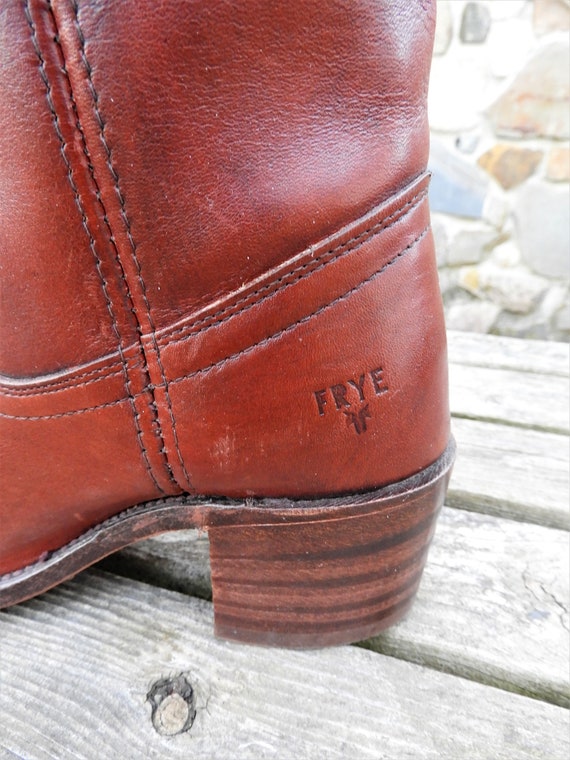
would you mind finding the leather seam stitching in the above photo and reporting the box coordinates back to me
[0,368,124,396]
[23,0,163,494]
[1,225,428,418]
[158,186,428,348]
[167,225,431,386]
[0,397,128,421]
[73,0,191,492]
[2,184,426,398]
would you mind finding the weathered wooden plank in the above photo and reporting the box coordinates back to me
[449,417,570,529]
[1,572,568,760]
[447,331,570,377]
[103,507,570,707]
[449,362,570,433]
[366,508,570,707]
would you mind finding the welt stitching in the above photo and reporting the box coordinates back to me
[2,227,429,421]
[166,225,430,386]
[0,397,127,421]
[0,359,122,392]
[25,0,162,494]
[72,0,191,492]
[0,368,124,397]
[158,187,428,348]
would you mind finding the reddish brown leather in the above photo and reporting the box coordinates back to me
[0,0,448,573]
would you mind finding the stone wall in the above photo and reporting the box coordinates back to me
[429,0,569,341]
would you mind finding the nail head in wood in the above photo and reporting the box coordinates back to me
[147,674,196,736]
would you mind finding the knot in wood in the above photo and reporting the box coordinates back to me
[147,673,196,736]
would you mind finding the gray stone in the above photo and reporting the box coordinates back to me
[429,139,488,218]
[445,298,501,333]
[432,214,498,268]
[488,41,570,139]
[459,261,549,314]
[554,299,570,333]
[434,1,453,55]
[460,2,492,43]
[493,309,551,341]
[447,221,500,266]
[438,268,459,297]
[515,179,570,279]
[539,283,569,321]
[492,281,569,340]
[482,186,509,231]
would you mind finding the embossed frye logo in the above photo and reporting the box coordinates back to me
[313,368,388,434]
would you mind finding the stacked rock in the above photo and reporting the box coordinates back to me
[430,0,569,341]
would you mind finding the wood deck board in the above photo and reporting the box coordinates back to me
[449,362,570,434]
[1,572,568,760]
[447,331,570,377]
[366,507,570,707]
[448,417,569,529]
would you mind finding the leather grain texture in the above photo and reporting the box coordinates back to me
[0,0,447,575]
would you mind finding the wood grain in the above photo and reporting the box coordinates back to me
[209,468,448,647]
[1,571,568,760]
[367,507,570,707]
[449,362,570,433]
[447,330,570,377]
[448,417,569,529]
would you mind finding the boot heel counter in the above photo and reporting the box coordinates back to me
[164,176,449,497]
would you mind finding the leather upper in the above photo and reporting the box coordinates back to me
[0,0,448,574]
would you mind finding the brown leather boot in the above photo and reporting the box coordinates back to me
[0,0,454,647]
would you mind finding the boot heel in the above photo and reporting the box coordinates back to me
[208,442,453,648]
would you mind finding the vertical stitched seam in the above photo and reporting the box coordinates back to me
[48,3,176,491]
[72,0,193,492]
[24,0,163,494]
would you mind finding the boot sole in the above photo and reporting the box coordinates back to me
[0,439,454,647]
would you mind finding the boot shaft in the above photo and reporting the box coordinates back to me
[1,0,436,374]
[0,1,448,576]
